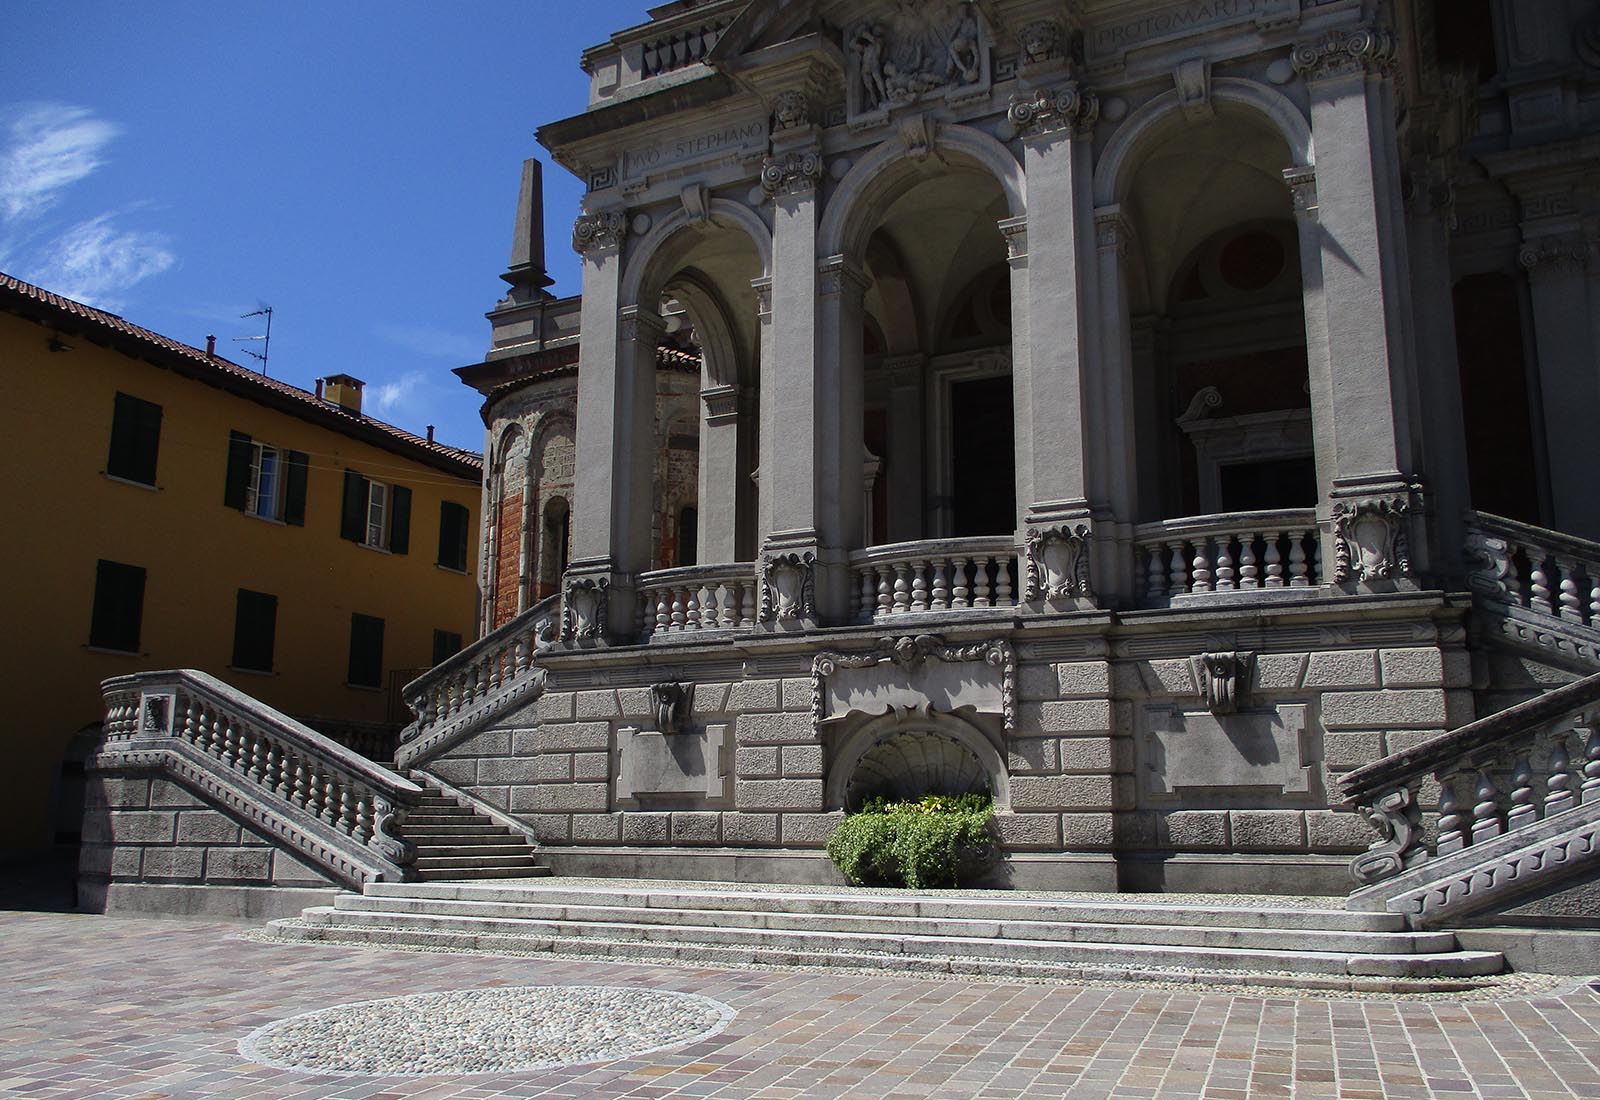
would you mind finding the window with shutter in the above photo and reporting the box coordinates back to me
[432,628,463,665]
[89,560,146,653]
[437,501,470,571]
[231,589,278,672]
[107,392,162,485]
[344,470,411,552]
[347,613,385,688]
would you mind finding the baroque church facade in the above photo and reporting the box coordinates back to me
[82,0,1600,937]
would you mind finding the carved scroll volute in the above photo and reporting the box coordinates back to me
[369,795,417,875]
[1350,785,1427,885]
[1463,530,1513,603]
[1194,651,1254,716]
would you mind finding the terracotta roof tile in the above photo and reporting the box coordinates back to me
[1,271,482,478]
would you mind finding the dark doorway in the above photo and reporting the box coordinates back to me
[951,376,1016,537]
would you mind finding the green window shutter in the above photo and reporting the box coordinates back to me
[438,501,469,571]
[89,559,146,652]
[348,613,385,688]
[108,392,162,485]
[390,485,412,555]
[432,628,463,665]
[224,431,252,510]
[231,589,278,672]
[340,470,367,541]
[283,451,309,527]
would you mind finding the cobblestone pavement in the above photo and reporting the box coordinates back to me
[3,910,1599,1100]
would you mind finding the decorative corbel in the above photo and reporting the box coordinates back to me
[649,682,693,735]
[1192,651,1254,715]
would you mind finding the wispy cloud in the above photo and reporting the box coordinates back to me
[0,103,119,223]
[27,212,175,312]
[370,370,430,418]
[374,321,481,362]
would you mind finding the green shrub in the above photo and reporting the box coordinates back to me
[825,792,996,889]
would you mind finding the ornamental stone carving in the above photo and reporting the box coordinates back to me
[1350,785,1426,885]
[562,576,610,642]
[1519,234,1591,276]
[812,634,1016,731]
[1290,26,1399,82]
[847,1,988,116]
[1018,19,1064,66]
[649,682,693,735]
[1007,83,1099,138]
[1024,524,1093,601]
[1332,497,1412,585]
[758,551,815,624]
[1283,166,1318,216]
[1193,651,1254,716]
[771,89,812,131]
[759,151,823,198]
[571,211,627,254]
[368,796,417,870]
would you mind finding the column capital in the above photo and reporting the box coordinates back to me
[1008,82,1099,139]
[818,255,870,301]
[883,354,926,389]
[1282,165,1318,218]
[1290,25,1399,83]
[998,215,1028,261]
[572,210,628,255]
[617,304,667,344]
[760,150,823,199]
[750,276,773,318]
[1094,206,1135,257]
[1519,232,1594,277]
[701,383,742,424]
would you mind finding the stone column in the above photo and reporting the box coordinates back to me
[697,383,744,564]
[883,354,926,542]
[756,134,828,627]
[815,255,869,618]
[1521,231,1600,538]
[565,210,646,643]
[751,276,775,546]
[1092,205,1141,601]
[1008,84,1102,608]
[1291,28,1425,589]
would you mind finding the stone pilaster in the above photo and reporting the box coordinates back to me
[697,383,744,564]
[883,354,926,543]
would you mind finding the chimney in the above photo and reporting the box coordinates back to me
[315,377,324,399]
[322,373,365,414]
[205,334,216,358]
[426,425,436,443]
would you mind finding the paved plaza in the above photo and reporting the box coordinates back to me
[1,904,1598,1100]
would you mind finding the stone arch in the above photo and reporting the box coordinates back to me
[1093,78,1315,207]
[825,709,1010,812]
[621,198,773,308]
[665,270,742,388]
[818,121,1027,260]
[487,421,533,628]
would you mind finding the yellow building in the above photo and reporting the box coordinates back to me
[0,273,482,854]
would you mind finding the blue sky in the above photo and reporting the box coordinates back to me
[1,2,654,450]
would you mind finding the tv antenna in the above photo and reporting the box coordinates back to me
[235,306,274,374]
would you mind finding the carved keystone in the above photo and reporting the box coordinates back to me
[1192,651,1254,716]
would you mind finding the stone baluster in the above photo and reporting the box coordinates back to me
[893,563,912,613]
[1289,533,1310,587]
[996,557,1014,606]
[1530,556,1553,615]
[1471,769,1504,843]
[718,583,737,629]
[1264,534,1285,589]
[1546,736,1575,815]
[1237,534,1259,590]
[1191,539,1214,594]
[973,559,993,608]
[654,589,671,637]
[291,758,310,810]
[221,720,241,770]
[1312,534,1322,583]
[1588,573,1600,626]
[184,700,201,744]
[931,559,950,611]
[1583,727,1600,804]
[876,567,893,619]
[265,743,285,796]
[670,588,686,632]
[858,569,875,623]
[951,558,971,609]
[1508,755,1536,829]
[1169,541,1190,595]
[683,586,701,632]
[704,584,721,630]
[911,561,929,612]
[1215,535,1236,592]
[1435,773,1465,855]
[1146,545,1168,601]
[355,793,374,845]
[1558,558,1584,622]
[740,582,757,629]
[321,776,341,826]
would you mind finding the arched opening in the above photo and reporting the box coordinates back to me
[1120,106,1314,522]
[539,495,571,600]
[531,418,576,602]
[826,710,1010,812]
[1453,272,1539,522]
[487,426,530,629]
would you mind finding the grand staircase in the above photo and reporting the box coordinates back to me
[268,878,1505,991]
[406,787,549,881]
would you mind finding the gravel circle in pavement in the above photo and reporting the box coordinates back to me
[238,985,736,1077]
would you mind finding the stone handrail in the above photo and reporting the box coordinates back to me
[1337,670,1600,887]
[639,563,758,640]
[97,669,423,887]
[1135,509,1321,603]
[849,537,1019,623]
[1466,512,1600,631]
[396,594,558,766]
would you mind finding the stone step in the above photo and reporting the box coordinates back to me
[266,918,1496,993]
[412,854,542,871]
[361,880,1408,933]
[411,844,538,861]
[289,906,1503,979]
[407,828,531,844]
[330,894,1458,955]
[414,866,553,881]
[402,813,493,826]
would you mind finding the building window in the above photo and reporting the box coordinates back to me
[225,431,308,524]
[347,613,385,688]
[89,560,145,653]
[231,589,277,673]
[106,392,162,485]
[438,501,471,572]
[432,628,463,665]
[342,470,410,553]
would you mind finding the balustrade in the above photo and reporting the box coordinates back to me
[638,564,758,640]
[1136,511,1320,604]
[639,17,732,78]
[98,670,422,884]
[1339,671,1600,889]
[1466,512,1600,632]
[849,539,1019,623]
[402,595,557,746]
